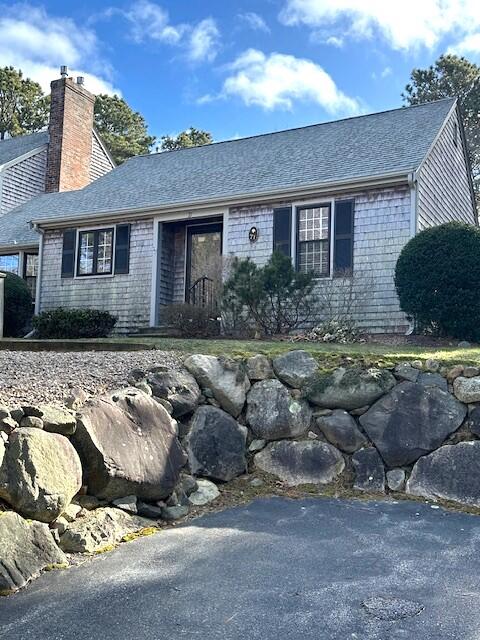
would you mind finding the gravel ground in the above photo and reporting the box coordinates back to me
[0,350,183,406]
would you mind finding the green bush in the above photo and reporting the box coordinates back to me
[4,273,33,337]
[395,222,480,341]
[33,308,117,339]
[162,303,220,338]
[221,252,317,336]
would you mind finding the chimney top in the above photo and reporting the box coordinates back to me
[60,65,68,78]
[76,76,85,86]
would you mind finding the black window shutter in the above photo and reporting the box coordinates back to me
[273,207,292,257]
[61,229,77,278]
[115,224,131,274]
[334,200,354,275]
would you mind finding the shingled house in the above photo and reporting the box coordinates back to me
[0,97,476,334]
[0,69,114,293]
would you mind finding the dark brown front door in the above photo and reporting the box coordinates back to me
[186,223,222,310]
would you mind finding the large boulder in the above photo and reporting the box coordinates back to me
[36,404,77,436]
[407,442,480,506]
[453,376,480,403]
[254,440,344,486]
[352,448,385,493]
[73,388,186,501]
[246,354,274,381]
[315,410,367,453]
[0,511,67,595]
[359,382,466,467]
[272,350,318,388]
[246,379,312,440]
[146,367,201,418]
[304,367,396,410]
[0,428,82,523]
[184,355,250,417]
[186,406,247,481]
[59,507,153,553]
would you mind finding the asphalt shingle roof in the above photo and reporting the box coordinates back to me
[0,131,48,167]
[0,98,456,248]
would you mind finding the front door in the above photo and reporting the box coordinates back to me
[186,223,222,311]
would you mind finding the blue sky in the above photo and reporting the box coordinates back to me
[1,1,479,146]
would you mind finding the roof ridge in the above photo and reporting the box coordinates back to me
[133,97,456,161]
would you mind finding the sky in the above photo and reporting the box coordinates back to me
[1,0,479,147]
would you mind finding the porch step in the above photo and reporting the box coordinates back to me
[128,325,182,339]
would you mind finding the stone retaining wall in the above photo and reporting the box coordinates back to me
[2,350,480,595]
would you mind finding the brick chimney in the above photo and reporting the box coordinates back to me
[45,67,95,193]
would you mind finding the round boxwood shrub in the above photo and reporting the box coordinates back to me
[395,222,480,341]
[33,308,117,339]
[4,272,33,337]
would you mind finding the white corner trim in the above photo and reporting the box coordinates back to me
[34,228,44,315]
[408,172,418,237]
[149,218,160,326]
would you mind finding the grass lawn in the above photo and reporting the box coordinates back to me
[131,336,480,367]
[3,336,480,368]
[88,336,480,367]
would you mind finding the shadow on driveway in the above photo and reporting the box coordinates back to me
[1,496,480,640]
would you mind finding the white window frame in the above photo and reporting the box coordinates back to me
[291,197,335,280]
[74,225,117,279]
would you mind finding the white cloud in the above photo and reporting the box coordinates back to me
[238,12,271,33]
[279,0,480,51]
[206,48,359,114]
[448,33,480,55]
[121,0,185,44]
[116,1,220,62]
[0,4,119,95]
[371,66,392,81]
[325,35,344,48]
[188,18,220,62]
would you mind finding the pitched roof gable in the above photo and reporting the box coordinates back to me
[0,131,49,167]
[0,98,456,248]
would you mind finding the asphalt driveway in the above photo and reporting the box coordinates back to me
[1,497,480,640]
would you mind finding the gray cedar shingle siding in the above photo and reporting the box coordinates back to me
[0,149,47,215]
[227,186,411,333]
[39,219,153,332]
[90,133,114,182]
[417,107,476,229]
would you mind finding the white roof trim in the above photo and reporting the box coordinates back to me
[0,144,48,173]
[32,170,411,230]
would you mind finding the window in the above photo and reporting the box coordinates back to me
[0,254,19,274]
[297,205,331,276]
[77,228,113,276]
[62,224,131,278]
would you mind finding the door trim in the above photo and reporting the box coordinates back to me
[185,222,223,301]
